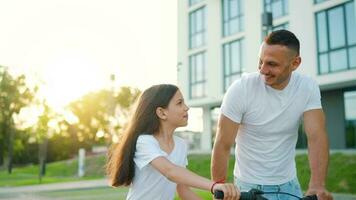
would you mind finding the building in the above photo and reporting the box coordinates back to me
[177,0,356,151]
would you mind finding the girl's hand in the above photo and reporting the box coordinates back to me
[213,183,240,200]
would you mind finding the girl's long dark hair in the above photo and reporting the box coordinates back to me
[106,84,178,187]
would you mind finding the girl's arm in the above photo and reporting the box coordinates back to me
[150,156,239,199]
[176,184,201,200]
[151,156,211,190]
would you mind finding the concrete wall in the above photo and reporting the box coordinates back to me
[321,89,346,149]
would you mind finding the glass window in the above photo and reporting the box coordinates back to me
[328,7,346,49]
[190,52,206,98]
[223,39,244,91]
[349,46,356,68]
[189,0,203,6]
[222,0,244,36]
[272,23,289,31]
[346,3,356,45]
[263,0,288,19]
[344,90,356,148]
[314,0,329,4]
[329,49,347,71]
[316,12,328,52]
[189,7,206,49]
[315,1,356,74]
[319,54,329,74]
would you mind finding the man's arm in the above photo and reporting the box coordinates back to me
[211,114,240,182]
[303,109,332,200]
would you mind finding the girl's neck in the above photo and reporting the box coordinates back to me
[154,124,175,141]
[154,125,176,154]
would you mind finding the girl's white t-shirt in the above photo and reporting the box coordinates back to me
[126,135,188,200]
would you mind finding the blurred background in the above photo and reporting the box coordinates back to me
[0,0,355,199]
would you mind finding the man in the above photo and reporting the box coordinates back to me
[211,30,332,200]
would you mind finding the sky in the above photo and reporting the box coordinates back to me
[0,0,178,109]
[0,1,203,132]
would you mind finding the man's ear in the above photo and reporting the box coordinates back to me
[156,107,167,120]
[291,56,301,71]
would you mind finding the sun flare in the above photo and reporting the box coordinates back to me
[39,54,112,110]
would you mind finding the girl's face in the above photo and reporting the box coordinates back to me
[163,90,189,128]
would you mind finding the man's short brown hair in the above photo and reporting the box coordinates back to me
[264,30,300,55]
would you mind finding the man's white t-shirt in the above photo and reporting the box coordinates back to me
[126,135,188,200]
[221,72,322,185]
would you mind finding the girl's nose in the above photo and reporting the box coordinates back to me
[185,104,189,111]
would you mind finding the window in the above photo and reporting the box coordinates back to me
[314,0,329,4]
[272,23,289,31]
[189,0,203,6]
[223,39,245,91]
[189,52,206,98]
[189,7,206,49]
[316,1,356,74]
[263,0,288,19]
[222,0,244,36]
[345,90,356,148]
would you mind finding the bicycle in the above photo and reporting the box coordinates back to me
[214,188,318,200]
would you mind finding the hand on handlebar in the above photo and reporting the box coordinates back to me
[214,188,319,200]
[306,186,333,200]
[213,183,240,200]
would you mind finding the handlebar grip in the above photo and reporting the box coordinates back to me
[214,190,253,200]
[214,190,224,199]
[302,195,318,200]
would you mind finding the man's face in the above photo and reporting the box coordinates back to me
[258,43,301,90]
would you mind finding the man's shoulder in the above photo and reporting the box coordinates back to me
[227,72,262,93]
[233,72,260,85]
[292,72,318,86]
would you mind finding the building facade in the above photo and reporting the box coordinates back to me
[177,0,356,151]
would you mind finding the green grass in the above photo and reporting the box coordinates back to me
[1,153,355,195]
[296,153,356,194]
[0,157,104,187]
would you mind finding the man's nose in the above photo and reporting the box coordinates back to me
[259,63,269,74]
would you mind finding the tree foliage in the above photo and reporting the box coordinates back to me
[0,66,36,172]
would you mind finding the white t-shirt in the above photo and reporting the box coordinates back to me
[126,135,188,200]
[221,72,321,185]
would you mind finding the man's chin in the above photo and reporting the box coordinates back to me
[263,79,273,86]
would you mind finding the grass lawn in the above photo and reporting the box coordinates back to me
[0,152,355,196]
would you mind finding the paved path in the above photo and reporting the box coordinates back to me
[0,179,108,195]
[1,179,356,200]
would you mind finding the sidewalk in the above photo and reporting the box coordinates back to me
[0,179,109,195]
[0,179,355,200]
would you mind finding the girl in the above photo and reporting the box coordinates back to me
[106,84,239,200]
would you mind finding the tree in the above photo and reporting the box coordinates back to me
[35,101,53,181]
[0,66,35,173]
[67,86,140,150]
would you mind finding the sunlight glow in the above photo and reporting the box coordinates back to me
[96,130,105,138]
[39,54,110,110]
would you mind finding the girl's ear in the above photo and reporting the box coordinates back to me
[156,107,167,120]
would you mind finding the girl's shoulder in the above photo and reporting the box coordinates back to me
[137,134,157,144]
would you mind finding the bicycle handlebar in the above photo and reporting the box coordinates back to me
[214,189,318,200]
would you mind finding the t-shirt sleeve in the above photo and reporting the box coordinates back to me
[304,79,322,112]
[134,135,166,170]
[220,79,245,123]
